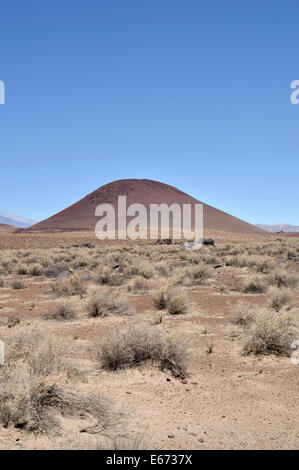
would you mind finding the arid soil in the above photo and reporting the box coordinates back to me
[0,231,298,450]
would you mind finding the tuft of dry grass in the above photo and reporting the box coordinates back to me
[242,277,268,294]
[97,266,124,286]
[11,279,26,290]
[153,286,188,314]
[268,269,299,289]
[232,304,254,327]
[0,330,123,436]
[98,324,188,378]
[127,277,149,293]
[29,263,43,276]
[44,302,77,321]
[87,288,133,317]
[268,288,291,312]
[183,264,211,286]
[243,309,295,356]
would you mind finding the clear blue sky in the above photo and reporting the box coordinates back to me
[0,0,298,225]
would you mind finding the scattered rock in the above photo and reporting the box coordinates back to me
[44,263,73,279]
[168,434,175,439]
[214,264,223,269]
[57,270,73,280]
[155,239,172,245]
[182,238,215,251]
[72,243,95,249]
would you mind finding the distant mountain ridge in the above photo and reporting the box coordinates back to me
[256,224,299,233]
[0,211,36,228]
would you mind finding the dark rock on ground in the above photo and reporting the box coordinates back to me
[44,263,73,279]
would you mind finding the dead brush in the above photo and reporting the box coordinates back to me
[268,288,291,312]
[97,324,188,378]
[17,264,28,275]
[127,277,149,293]
[183,264,211,286]
[69,272,86,297]
[152,285,188,314]
[232,304,255,327]
[154,262,173,277]
[7,315,20,328]
[97,266,124,286]
[87,288,134,317]
[11,279,26,290]
[268,268,299,289]
[0,331,106,435]
[44,302,77,321]
[242,277,268,294]
[243,309,295,356]
[28,263,44,276]
[50,281,71,297]
[0,364,122,435]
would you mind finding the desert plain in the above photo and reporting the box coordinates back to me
[0,226,298,450]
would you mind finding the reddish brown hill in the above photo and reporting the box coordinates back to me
[0,223,15,232]
[17,179,266,235]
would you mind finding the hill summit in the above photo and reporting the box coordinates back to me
[19,179,265,235]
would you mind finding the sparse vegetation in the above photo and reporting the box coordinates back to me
[243,309,295,356]
[87,289,133,317]
[44,302,77,321]
[242,278,268,294]
[98,324,188,378]
[11,279,26,290]
[268,288,291,312]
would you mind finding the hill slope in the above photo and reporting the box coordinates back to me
[19,179,266,235]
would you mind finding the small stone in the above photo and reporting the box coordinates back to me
[168,434,175,439]
[199,438,204,443]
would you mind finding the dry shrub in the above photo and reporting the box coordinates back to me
[69,272,86,297]
[7,315,20,328]
[242,277,268,294]
[127,262,154,279]
[183,264,211,286]
[154,262,173,277]
[87,289,133,317]
[153,286,188,314]
[268,288,291,312]
[166,291,188,315]
[17,265,28,275]
[29,263,43,276]
[5,331,69,377]
[97,266,124,286]
[11,279,25,290]
[50,281,71,297]
[44,302,77,321]
[98,324,188,378]
[127,277,149,293]
[0,331,120,435]
[50,274,86,298]
[268,269,299,289]
[243,309,295,356]
[232,304,254,327]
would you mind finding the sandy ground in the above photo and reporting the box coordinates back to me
[0,231,298,450]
